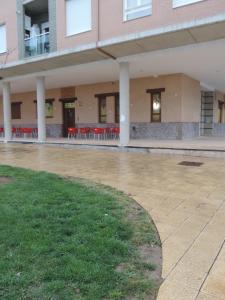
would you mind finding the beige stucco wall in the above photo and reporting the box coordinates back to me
[0,74,201,126]
[56,0,225,49]
[0,0,18,64]
[75,82,118,124]
[56,0,99,51]
[130,74,182,123]
[99,0,225,40]
[181,75,201,122]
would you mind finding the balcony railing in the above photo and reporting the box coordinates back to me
[24,32,50,57]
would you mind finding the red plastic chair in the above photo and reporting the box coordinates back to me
[105,127,115,139]
[112,127,120,139]
[20,128,33,138]
[32,128,38,138]
[0,127,4,137]
[68,127,78,139]
[92,128,105,140]
[79,127,90,139]
[12,127,17,137]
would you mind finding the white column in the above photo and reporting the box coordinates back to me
[36,76,46,142]
[2,82,12,142]
[119,62,130,146]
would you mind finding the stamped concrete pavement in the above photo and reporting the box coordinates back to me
[0,144,224,300]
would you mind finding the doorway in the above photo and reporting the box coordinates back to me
[62,99,76,137]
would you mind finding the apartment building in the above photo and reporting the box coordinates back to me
[0,0,225,144]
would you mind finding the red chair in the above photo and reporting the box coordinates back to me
[32,128,38,138]
[105,127,115,139]
[92,128,105,140]
[79,127,90,139]
[112,127,120,139]
[68,127,78,139]
[12,127,17,137]
[0,127,4,137]
[20,128,33,138]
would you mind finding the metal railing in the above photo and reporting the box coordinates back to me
[24,32,50,57]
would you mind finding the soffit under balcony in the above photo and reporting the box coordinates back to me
[100,19,225,57]
[24,0,48,16]
[0,14,225,80]
[0,38,225,94]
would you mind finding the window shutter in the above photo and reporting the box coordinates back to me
[66,0,92,36]
[11,102,22,120]
[0,24,7,54]
[124,0,152,21]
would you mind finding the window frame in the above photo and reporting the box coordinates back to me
[98,96,107,124]
[173,0,205,9]
[146,88,165,123]
[218,100,224,124]
[123,0,152,22]
[34,99,55,119]
[11,102,22,120]
[65,0,92,37]
[0,24,7,54]
[95,92,120,124]
[115,94,120,124]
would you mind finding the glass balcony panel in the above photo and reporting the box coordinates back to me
[24,32,50,57]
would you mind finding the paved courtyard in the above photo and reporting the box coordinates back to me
[0,143,224,300]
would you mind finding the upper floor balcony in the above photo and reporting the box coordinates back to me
[23,0,50,58]
[24,32,50,58]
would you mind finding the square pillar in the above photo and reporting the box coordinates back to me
[36,76,46,142]
[2,82,12,142]
[119,62,130,146]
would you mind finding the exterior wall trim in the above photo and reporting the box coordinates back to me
[59,97,77,103]
[146,88,165,94]
[94,92,119,98]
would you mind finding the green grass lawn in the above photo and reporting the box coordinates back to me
[0,165,161,300]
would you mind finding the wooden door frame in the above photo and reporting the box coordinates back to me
[60,97,77,137]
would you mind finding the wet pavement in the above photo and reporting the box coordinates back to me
[0,143,224,300]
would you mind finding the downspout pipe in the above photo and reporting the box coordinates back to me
[96,0,117,60]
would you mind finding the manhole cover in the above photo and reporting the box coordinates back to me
[178,161,203,167]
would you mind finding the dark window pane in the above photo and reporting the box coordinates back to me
[11,102,22,120]
[115,96,120,123]
[99,97,107,123]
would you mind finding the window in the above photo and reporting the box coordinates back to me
[0,24,7,54]
[151,92,161,122]
[98,97,107,123]
[11,102,22,120]
[173,0,204,8]
[34,99,54,118]
[115,95,120,124]
[45,101,54,118]
[96,93,119,124]
[147,88,165,123]
[124,0,152,21]
[218,101,224,123]
[66,0,92,36]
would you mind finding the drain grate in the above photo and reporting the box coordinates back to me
[178,161,203,167]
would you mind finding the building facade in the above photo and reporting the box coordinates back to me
[0,0,225,144]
